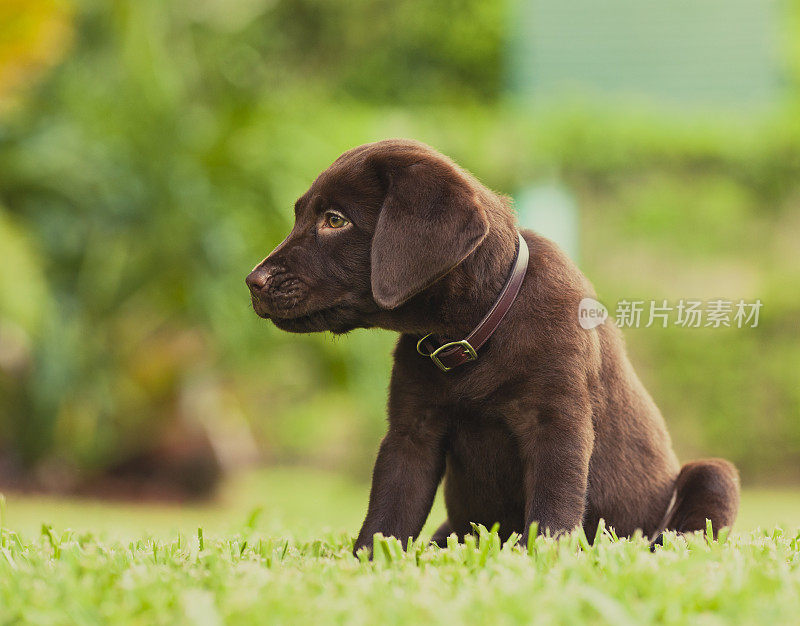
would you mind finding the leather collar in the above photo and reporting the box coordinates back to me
[416,232,529,372]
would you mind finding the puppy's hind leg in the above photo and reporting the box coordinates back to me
[653,458,740,546]
[430,520,456,547]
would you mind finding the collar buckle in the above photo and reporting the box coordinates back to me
[430,340,477,372]
[416,335,478,372]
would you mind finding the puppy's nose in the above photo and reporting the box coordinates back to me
[246,267,271,294]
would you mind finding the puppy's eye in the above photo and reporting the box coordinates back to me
[323,212,349,229]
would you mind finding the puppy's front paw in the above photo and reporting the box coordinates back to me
[352,542,372,561]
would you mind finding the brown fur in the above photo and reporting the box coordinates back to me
[246,139,740,554]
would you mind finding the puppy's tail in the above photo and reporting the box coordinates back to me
[651,458,740,545]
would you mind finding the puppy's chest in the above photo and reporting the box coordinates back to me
[440,401,517,446]
[442,404,525,479]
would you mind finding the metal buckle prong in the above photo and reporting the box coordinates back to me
[416,333,435,357]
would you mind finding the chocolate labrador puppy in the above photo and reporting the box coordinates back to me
[246,139,739,554]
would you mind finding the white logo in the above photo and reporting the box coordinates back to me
[578,298,608,329]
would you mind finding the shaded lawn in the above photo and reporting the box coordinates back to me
[1,467,798,540]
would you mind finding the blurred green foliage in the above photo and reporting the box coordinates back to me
[0,0,798,488]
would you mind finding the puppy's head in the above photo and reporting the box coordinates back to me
[246,139,491,333]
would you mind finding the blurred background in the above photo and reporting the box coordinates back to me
[0,0,798,537]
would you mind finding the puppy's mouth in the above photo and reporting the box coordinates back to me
[251,298,356,334]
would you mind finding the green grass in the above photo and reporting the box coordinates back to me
[1,521,799,624]
[1,469,799,624]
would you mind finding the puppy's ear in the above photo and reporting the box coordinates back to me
[370,161,490,309]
